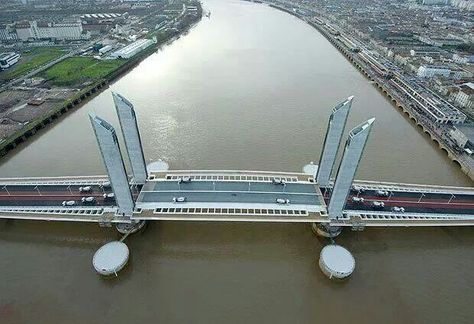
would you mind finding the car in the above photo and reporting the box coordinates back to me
[352,185,365,193]
[99,181,111,189]
[351,197,365,203]
[103,193,115,199]
[79,186,92,192]
[371,201,385,209]
[178,176,192,183]
[276,198,290,204]
[272,178,286,185]
[81,196,96,204]
[173,196,186,203]
[376,190,390,197]
[391,206,405,213]
[62,200,76,207]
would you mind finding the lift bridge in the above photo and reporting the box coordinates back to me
[0,93,473,233]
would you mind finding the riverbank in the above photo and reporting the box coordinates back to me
[0,7,202,158]
[265,1,474,182]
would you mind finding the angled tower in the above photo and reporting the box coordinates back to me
[328,118,375,220]
[89,114,134,216]
[112,92,147,184]
[316,96,353,187]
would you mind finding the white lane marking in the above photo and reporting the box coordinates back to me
[140,189,320,196]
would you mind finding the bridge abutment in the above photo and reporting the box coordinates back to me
[311,223,342,238]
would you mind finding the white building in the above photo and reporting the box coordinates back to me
[454,84,474,109]
[15,20,85,41]
[109,38,155,59]
[453,53,474,64]
[417,65,451,78]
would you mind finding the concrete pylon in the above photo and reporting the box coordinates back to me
[316,96,353,187]
[89,113,134,216]
[112,92,147,184]
[328,118,375,220]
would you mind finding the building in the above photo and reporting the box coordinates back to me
[15,20,85,41]
[453,53,474,64]
[0,52,21,70]
[454,84,474,109]
[113,92,148,184]
[417,65,451,78]
[316,96,352,187]
[328,119,375,219]
[109,38,155,59]
[0,24,18,42]
[89,114,135,216]
[422,0,448,4]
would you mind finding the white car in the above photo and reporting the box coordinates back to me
[178,176,191,183]
[391,206,405,213]
[272,178,286,185]
[351,197,365,203]
[99,181,111,188]
[79,186,92,192]
[372,201,385,209]
[352,185,365,193]
[376,190,390,197]
[173,197,186,203]
[103,193,115,199]
[276,198,290,204]
[62,200,76,207]
[81,196,96,204]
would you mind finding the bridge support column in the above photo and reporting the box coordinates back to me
[311,223,342,238]
[115,220,147,235]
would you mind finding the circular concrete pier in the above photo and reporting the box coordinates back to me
[93,241,129,276]
[115,220,146,235]
[319,245,355,279]
[311,223,342,238]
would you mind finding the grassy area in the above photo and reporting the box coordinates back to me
[40,57,125,86]
[0,47,66,81]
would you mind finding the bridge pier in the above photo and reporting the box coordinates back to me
[311,223,342,238]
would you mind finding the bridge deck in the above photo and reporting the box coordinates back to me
[0,170,472,226]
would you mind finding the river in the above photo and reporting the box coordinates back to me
[1,1,473,323]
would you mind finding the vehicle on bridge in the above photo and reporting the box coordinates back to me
[82,197,96,204]
[79,186,92,193]
[351,197,364,203]
[173,196,186,203]
[391,206,405,213]
[376,190,390,197]
[276,198,290,204]
[103,193,115,199]
[62,200,77,207]
[372,201,385,209]
[272,178,286,185]
[178,176,192,183]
